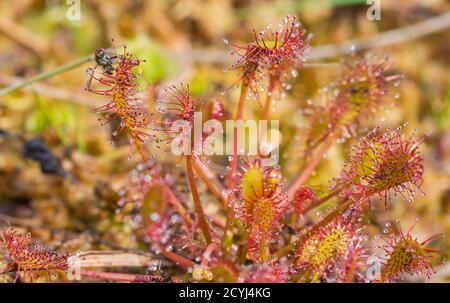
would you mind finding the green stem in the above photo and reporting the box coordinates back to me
[0,54,94,97]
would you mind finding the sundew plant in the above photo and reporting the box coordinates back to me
[0,1,449,284]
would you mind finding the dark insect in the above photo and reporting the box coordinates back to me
[95,48,117,75]
[86,48,118,90]
[24,138,66,176]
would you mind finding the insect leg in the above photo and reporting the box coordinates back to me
[85,64,98,91]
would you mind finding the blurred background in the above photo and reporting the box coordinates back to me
[0,0,450,282]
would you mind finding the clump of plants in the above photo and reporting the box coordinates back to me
[0,15,444,283]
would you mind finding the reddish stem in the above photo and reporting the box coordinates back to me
[186,155,212,244]
[298,185,345,216]
[134,138,192,228]
[287,137,334,199]
[159,247,195,269]
[132,119,201,271]
[228,79,248,193]
[222,79,249,252]
[262,90,272,121]
[193,158,228,207]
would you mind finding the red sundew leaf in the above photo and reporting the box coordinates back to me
[87,45,155,150]
[224,16,311,101]
[378,220,442,282]
[0,227,68,281]
[338,126,425,209]
[234,158,289,261]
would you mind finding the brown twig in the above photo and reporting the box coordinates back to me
[3,12,448,99]
[308,11,450,60]
[75,251,160,268]
[188,12,450,64]
[0,75,104,107]
[80,269,153,283]
[0,18,49,56]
